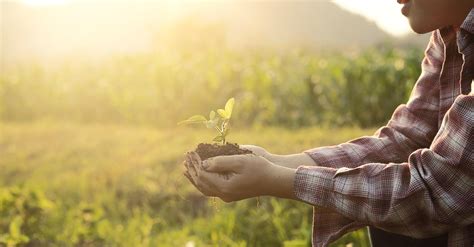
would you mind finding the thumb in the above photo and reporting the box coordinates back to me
[203,156,243,173]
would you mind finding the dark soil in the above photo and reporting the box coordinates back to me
[195,143,253,161]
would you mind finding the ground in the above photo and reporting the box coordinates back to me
[0,121,374,246]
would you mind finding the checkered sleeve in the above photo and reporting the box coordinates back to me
[297,32,472,247]
[304,31,445,169]
[295,94,474,246]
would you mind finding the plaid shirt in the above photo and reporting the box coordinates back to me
[295,9,474,247]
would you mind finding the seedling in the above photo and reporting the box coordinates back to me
[180,97,260,208]
[178,97,251,161]
[178,98,235,145]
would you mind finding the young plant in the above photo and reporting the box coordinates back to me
[178,98,235,145]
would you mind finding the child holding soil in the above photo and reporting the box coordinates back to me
[184,1,474,246]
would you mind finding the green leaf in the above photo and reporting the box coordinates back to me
[224,98,235,118]
[209,110,216,120]
[177,115,207,125]
[217,109,228,119]
[213,136,224,142]
[205,119,218,129]
[9,216,23,238]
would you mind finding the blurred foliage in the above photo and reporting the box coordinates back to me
[0,45,422,128]
[0,187,53,246]
[0,122,375,246]
[0,21,424,245]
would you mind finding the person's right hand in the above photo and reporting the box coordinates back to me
[239,145,272,160]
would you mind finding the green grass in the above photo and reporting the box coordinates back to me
[0,121,374,246]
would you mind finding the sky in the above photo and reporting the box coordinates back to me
[16,0,411,36]
[333,0,411,36]
[3,0,415,65]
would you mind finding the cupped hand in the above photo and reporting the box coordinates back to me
[184,151,275,202]
[239,145,271,159]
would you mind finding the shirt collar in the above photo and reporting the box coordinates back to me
[438,8,474,52]
[458,8,474,52]
[460,8,474,34]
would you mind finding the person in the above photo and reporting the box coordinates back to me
[184,0,474,246]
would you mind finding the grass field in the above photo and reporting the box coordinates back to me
[0,121,375,246]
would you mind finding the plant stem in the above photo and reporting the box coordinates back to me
[214,126,226,145]
[214,119,229,145]
[222,120,228,145]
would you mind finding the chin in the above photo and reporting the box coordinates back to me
[410,26,432,34]
[410,25,438,34]
[409,19,438,34]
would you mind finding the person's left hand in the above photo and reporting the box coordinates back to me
[183,151,275,202]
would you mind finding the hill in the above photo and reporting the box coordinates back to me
[1,1,428,64]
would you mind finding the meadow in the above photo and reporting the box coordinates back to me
[0,42,423,246]
[1,122,376,246]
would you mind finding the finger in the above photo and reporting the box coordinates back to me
[184,171,197,188]
[183,161,191,173]
[185,154,198,177]
[186,153,197,174]
[195,175,218,197]
[186,172,218,198]
[189,151,203,170]
[199,170,229,194]
[238,145,261,155]
[184,170,193,182]
[185,171,215,196]
[218,172,232,180]
[202,155,247,173]
[239,144,252,150]
[182,160,186,169]
[199,171,248,202]
[186,162,200,187]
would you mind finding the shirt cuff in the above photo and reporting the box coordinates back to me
[304,146,349,168]
[293,166,337,207]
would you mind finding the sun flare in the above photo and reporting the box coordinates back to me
[22,0,70,6]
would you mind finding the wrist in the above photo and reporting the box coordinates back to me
[263,164,296,199]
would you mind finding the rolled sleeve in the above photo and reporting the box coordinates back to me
[294,166,336,206]
[304,31,444,170]
[294,166,367,247]
[294,95,474,247]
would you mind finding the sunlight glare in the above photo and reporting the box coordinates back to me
[22,0,70,6]
[333,0,411,36]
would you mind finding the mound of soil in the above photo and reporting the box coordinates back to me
[195,143,253,161]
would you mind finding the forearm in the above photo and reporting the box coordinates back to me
[240,145,317,168]
[268,153,317,168]
[263,165,297,200]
